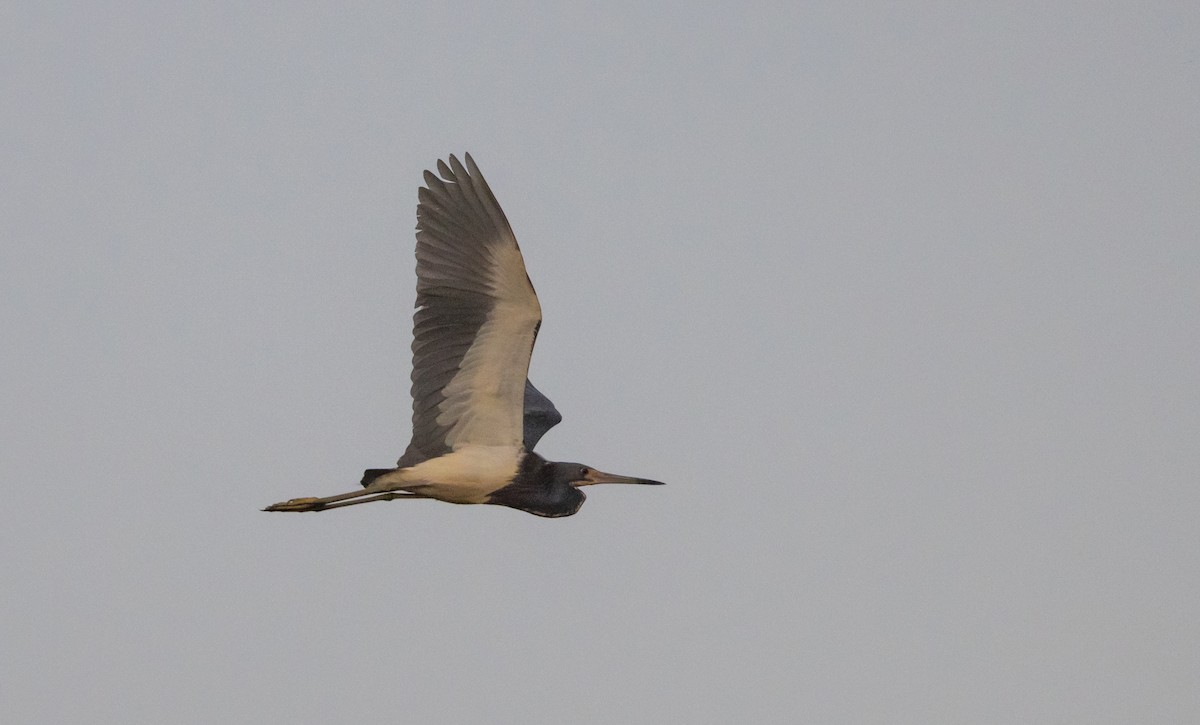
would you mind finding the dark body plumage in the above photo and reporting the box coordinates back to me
[486,453,588,518]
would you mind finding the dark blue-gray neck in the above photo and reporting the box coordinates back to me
[485,452,585,517]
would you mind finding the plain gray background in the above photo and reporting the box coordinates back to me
[3,3,1198,723]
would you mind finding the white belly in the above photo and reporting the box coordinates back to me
[380,445,523,504]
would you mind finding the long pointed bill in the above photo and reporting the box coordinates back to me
[577,468,665,487]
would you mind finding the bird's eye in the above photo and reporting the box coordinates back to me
[579,467,590,477]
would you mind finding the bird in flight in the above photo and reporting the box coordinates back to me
[264,154,663,517]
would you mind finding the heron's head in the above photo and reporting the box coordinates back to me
[491,459,664,518]
[550,462,666,489]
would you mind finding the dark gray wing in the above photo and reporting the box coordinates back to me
[397,154,542,468]
[523,379,562,450]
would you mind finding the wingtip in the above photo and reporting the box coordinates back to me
[430,153,478,183]
[447,154,469,181]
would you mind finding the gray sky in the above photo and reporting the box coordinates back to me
[4,3,1199,723]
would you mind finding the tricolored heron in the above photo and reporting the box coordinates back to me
[264,154,663,518]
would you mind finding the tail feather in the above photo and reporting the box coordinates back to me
[361,468,393,488]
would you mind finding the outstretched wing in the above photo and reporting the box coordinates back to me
[522,379,562,450]
[398,154,542,468]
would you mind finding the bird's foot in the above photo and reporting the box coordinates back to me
[263,496,325,512]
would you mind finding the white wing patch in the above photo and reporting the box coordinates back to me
[436,242,541,449]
